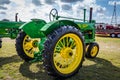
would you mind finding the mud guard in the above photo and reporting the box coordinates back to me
[19,19,46,38]
[20,19,80,38]
[40,20,80,36]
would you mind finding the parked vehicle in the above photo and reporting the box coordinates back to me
[0,8,99,78]
[96,24,120,38]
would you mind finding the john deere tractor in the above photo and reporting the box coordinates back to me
[0,13,40,62]
[0,14,24,49]
[14,8,99,78]
[0,7,99,78]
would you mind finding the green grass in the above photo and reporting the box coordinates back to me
[0,37,120,80]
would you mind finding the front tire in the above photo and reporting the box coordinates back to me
[85,42,99,58]
[43,26,85,78]
[16,31,39,62]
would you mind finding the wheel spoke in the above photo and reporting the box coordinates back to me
[59,40,65,48]
[66,37,69,47]
[55,46,62,53]
[28,47,33,53]
[62,38,66,47]
[70,40,76,49]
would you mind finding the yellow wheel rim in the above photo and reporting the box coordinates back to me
[86,45,89,52]
[91,46,98,57]
[53,33,83,74]
[23,35,40,58]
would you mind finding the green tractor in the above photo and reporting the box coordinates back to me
[0,14,24,48]
[0,7,99,78]
[16,8,99,78]
[0,13,40,62]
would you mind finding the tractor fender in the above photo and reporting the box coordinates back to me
[40,20,80,36]
[19,19,46,38]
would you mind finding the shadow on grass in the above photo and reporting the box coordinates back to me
[0,55,21,67]
[19,62,57,80]
[73,57,120,80]
[0,55,119,80]
[19,57,120,80]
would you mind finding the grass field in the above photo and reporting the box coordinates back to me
[0,36,120,80]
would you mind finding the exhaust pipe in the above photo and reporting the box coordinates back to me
[83,9,86,22]
[15,13,18,22]
[89,7,93,23]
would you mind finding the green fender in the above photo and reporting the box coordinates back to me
[20,19,80,38]
[19,19,46,38]
[40,20,80,36]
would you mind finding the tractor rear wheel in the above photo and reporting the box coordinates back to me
[85,42,99,58]
[43,26,85,78]
[16,31,39,62]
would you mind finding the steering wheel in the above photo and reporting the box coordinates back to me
[49,8,58,21]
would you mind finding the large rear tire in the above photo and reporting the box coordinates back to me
[16,31,39,62]
[43,26,85,78]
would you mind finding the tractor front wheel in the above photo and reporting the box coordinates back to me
[43,26,85,78]
[16,31,39,62]
[85,42,99,58]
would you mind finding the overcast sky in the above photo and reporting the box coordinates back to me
[0,0,120,24]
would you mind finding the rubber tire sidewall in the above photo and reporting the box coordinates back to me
[16,31,34,62]
[43,26,85,78]
[85,42,99,58]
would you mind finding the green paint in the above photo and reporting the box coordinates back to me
[20,19,46,38]
[0,21,24,39]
